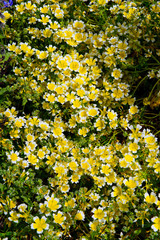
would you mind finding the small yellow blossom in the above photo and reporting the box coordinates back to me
[31,216,49,234]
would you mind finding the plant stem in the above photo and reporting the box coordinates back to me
[132,75,148,95]
[148,79,160,100]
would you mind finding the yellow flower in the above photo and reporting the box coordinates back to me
[39,203,49,215]
[111,68,123,79]
[117,41,128,50]
[112,88,123,100]
[46,45,56,53]
[29,17,36,24]
[40,5,49,13]
[129,105,139,114]
[28,154,38,165]
[50,21,60,30]
[92,208,105,220]
[37,149,45,159]
[69,60,80,71]
[47,82,55,91]
[75,211,85,221]
[4,108,13,118]
[107,110,117,121]
[53,127,63,138]
[129,125,142,140]
[154,163,160,173]
[60,184,70,193]
[78,127,89,137]
[8,151,20,163]
[124,153,134,163]
[53,212,66,225]
[37,51,48,59]
[25,47,34,56]
[5,198,16,209]
[111,186,122,197]
[14,117,25,128]
[29,117,39,126]
[88,107,99,117]
[74,32,83,42]
[71,173,80,183]
[151,217,160,231]
[98,0,108,5]
[101,164,111,175]
[46,154,56,166]
[47,196,61,212]
[54,164,67,177]
[0,16,5,24]
[39,121,49,131]
[91,66,101,76]
[66,93,75,102]
[77,89,86,98]
[109,120,118,129]
[145,135,156,145]
[27,141,37,151]
[43,28,52,38]
[124,178,137,189]
[72,99,81,109]
[56,58,68,70]
[106,46,117,55]
[18,203,27,212]
[57,95,66,104]
[73,20,85,29]
[118,50,127,61]
[66,39,78,46]
[3,12,12,20]
[8,211,19,223]
[89,221,99,231]
[122,96,135,105]
[26,134,34,142]
[69,116,77,128]
[86,58,96,66]
[81,160,90,171]
[157,200,160,210]
[16,3,25,13]
[10,129,19,139]
[47,94,55,103]
[65,199,76,208]
[39,15,50,25]
[31,216,49,234]
[25,2,35,11]
[144,192,157,204]
[69,161,78,171]
[54,8,64,19]
[119,158,128,168]
[20,42,28,52]
[63,28,74,39]
[128,142,139,153]
[105,172,116,185]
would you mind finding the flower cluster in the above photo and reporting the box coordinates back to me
[0,0,160,239]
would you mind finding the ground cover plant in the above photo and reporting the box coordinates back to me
[0,0,160,239]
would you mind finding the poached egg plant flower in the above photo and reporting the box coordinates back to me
[31,216,49,234]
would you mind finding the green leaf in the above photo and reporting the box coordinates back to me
[0,52,12,63]
[0,183,4,191]
[22,97,28,106]
[0,35,4,39]
[0,86,11,95]
[0,232,13,237]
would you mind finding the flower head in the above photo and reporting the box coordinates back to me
[75,211,85,221]
[151,217,160,231]
[31,216,49,234]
